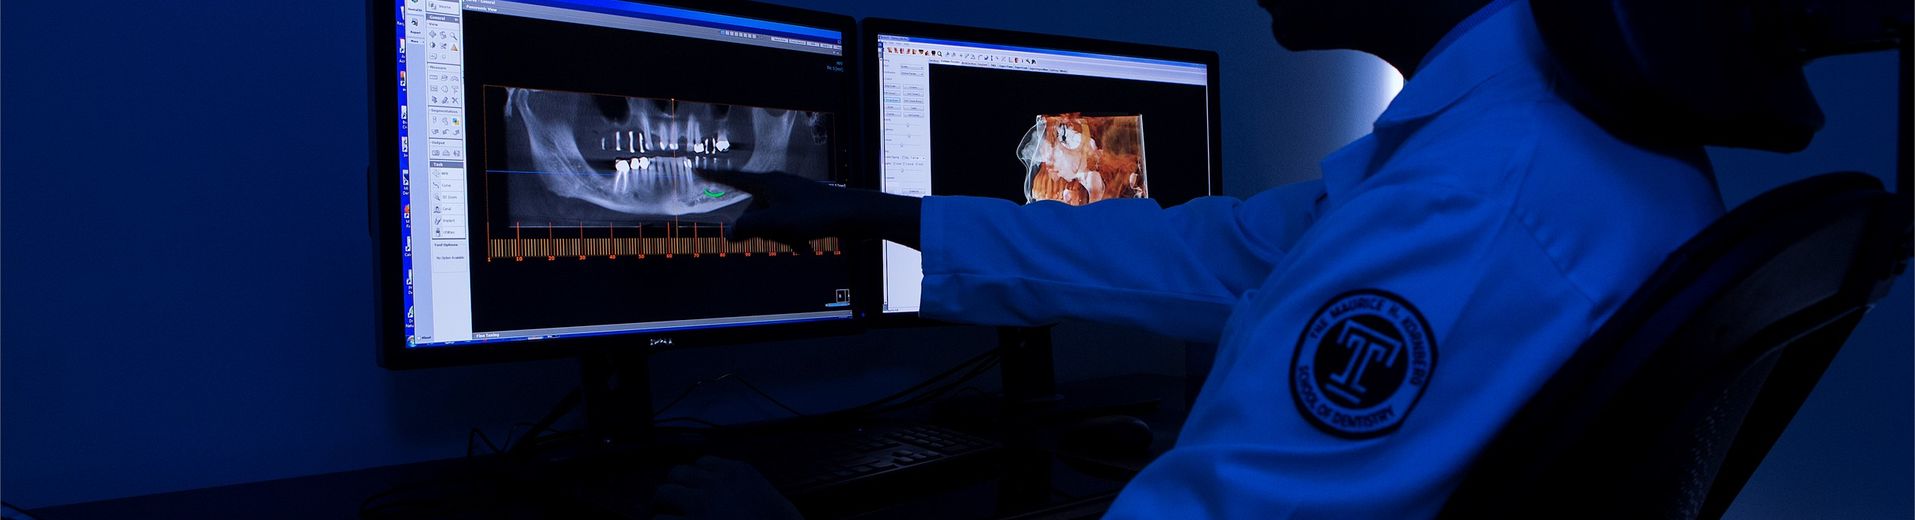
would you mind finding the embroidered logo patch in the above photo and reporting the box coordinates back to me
[1291,289,1437,438]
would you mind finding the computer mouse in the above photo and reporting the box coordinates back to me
[1061,415,1154,457]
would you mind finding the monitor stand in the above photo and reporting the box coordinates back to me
[500,350,658,466]
[995,326,1057,512]
[992,325,1175,420]
[577,350,655,454]
[998,326,1063,415]
[991,325,1187,512]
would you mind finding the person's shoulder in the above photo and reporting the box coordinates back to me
[1369,91,1725,310]
[1367,84,1558,199]
[1399,88,1721,223]
[1503,98,1726,312]
[1511,98,1724,231]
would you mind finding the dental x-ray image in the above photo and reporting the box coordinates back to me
[489,86,835,225]
[1016,113,1147,205]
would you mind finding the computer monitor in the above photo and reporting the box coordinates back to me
[368,0,860,368]
[862,20,1223,317]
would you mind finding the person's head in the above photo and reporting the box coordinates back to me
[1257,0,1493,76]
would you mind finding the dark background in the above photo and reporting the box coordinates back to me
[461,10,844,120]
[459,10,853,332]
[925,65,1214,205]
[1,0,1906,517]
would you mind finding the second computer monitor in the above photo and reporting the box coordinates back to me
[865,20,1223,316]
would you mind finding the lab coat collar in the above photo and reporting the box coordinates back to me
[1320,0,1549,203]
[1373,0,1542,128]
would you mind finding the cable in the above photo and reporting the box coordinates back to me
[652,372,806,419]
[652,347,1006,429]
[872,352,1004,415]
[871,358,998,414]
[470,421,568,458]
[840,347,1004,415]
[730,373,807,417]
[506,389,581,457]
[372,391,584,518]
[864,351,1004,414]
[652,373,737,418]
[466,427,504,458]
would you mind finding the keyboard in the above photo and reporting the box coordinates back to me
[758,423,998,496]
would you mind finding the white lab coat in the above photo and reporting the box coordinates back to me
[916,1,1727,517]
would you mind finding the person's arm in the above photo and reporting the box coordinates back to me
[696,170,922,249]
[916,192,1312,342]
[701,170,1320,342]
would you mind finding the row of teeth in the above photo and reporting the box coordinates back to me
[610,155,737,173]
[613,156,693,174]
[612,156,687,192]
[603,131,733,155]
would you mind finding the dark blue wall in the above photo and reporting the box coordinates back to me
[1,0,1905,515]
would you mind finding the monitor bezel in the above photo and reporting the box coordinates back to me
[855,18,1226,327]
[367,0,865,370]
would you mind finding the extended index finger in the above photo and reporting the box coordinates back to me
[693,169,769,194]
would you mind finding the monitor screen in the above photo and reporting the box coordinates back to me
[382,0,856,356]
[869,26,1218,314]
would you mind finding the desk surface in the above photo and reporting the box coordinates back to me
[34,374,1186,520]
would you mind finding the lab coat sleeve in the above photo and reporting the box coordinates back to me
[1104,184,1618,518]
[917,182,1321,343]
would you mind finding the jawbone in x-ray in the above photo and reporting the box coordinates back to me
[493,86,835,225]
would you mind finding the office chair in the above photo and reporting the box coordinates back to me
[1439,171,1908,518]
[1440,1,1912,518]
